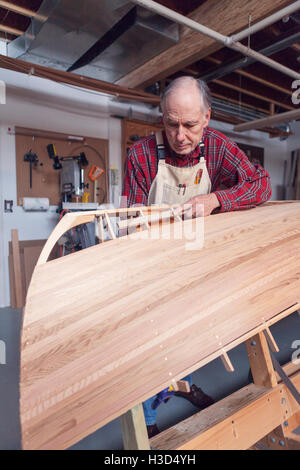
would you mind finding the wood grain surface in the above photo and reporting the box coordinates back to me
[20,201,300,449]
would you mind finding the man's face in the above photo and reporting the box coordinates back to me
[162,87,211,155]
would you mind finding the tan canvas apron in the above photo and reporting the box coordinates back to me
[148,131,212,205]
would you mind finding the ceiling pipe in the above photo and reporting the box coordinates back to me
[233,108,300,132]
[200,30,300,83]
[129,0,300,80]
[231,1,300,42]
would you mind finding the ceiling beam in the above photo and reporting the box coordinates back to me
[0,1,43,19]
[0,24,23,36]
[269,24,300,52]
[116,0,296,89]
[234,108,300,132]
[204,56,293,96]
[210,91,270,115]
[213,79,295,110]
[199,29,300,83]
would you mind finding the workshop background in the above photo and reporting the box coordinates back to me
[0,0,299,450]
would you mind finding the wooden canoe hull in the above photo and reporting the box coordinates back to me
[20,202,300,449]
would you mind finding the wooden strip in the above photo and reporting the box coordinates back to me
[234,109,300,132]
[118,207,179,230]
[151,371,300,450]
[221,351,234,372]
[138,209,150,230]
[264,326,280,353]
[0,24,24,36]
[104,213,116,240]
[120,403,150,450]
[11,229,24,309]
[96,216,105,243]
[0,1,44,19]
[0,54,160,105]
[8,254,16,308]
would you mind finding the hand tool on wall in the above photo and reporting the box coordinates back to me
[88,165,104,203]
[23,149,40,188]
[47,143,62,170]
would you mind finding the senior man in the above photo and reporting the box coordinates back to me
[122,76,272,437]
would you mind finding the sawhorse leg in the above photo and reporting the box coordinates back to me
[246,330,299,450]
[120,403,150,450]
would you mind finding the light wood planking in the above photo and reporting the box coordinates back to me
[20,201,300,449]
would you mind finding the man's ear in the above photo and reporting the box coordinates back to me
[203,107,211,128]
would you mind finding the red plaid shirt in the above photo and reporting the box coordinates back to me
[122,126,271,211]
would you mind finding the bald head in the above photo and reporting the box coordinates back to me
[161,77,211,155]
[161,77,211,114]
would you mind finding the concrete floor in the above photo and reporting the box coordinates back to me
[0,306,299,450]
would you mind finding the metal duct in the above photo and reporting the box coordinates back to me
[7,0,179,83]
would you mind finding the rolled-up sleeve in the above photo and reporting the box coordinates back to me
[213,143,272,212]
[122,148,149,208]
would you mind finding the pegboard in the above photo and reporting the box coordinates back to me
[15,127,109,206]
[122,118,163,179]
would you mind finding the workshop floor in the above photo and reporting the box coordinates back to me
[0,307,299,450]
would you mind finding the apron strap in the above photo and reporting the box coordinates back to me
[155,131,166,160]
[199,140,205,159]
[155,131,206,161]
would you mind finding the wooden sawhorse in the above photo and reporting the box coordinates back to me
[120,304,300,450]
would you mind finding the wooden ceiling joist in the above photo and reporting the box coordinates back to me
[116,0,296,89]
[0,23,23,36]
[0,1,40,18]
[234,108,300,132]
[205,56,293,96]
[213,79,295,111]
[210,91,270,116]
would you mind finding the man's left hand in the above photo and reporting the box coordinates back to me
[174,193,220,218]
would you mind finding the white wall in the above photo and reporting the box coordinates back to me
[210,119,290,200]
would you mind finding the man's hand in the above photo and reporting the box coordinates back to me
[174,193,220,218]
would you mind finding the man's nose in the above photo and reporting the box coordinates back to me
[176,126,186,142]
